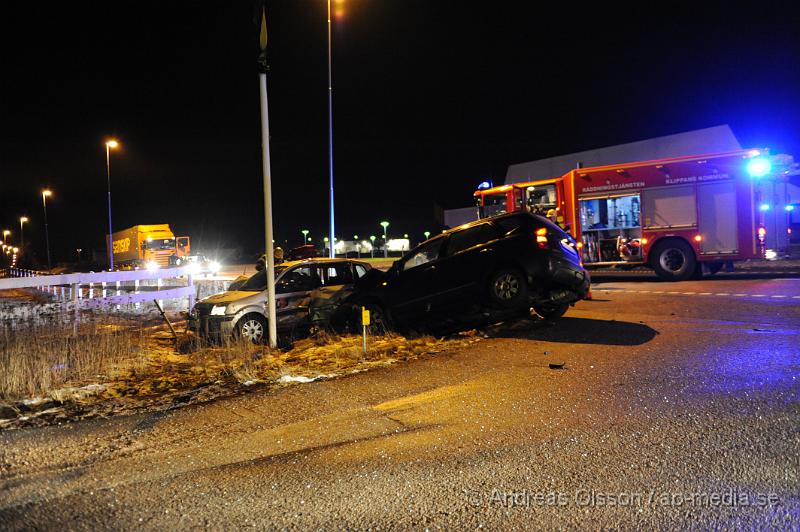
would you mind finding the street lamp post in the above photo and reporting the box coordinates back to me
[19,217,28,255]
[380,221,389,258]
[105,139,119,270]
[326,0,339,258]
[301,229,310,246]
[369,235,376,258]
[41,190,52,269]
[424,231,431,239]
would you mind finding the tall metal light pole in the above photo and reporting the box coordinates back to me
[301,229,310,246]
[41,190,52,269]
[380,221,389,258]
[19,217,27,255]
[326,0,336,258]
[258,6,278,349]
[105,139,119,270]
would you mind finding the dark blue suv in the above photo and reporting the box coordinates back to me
[349,212,590,331]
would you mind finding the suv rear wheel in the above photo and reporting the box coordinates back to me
[487,268,528,309]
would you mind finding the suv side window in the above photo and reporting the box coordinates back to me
[354,264,368,278]
[401,238,443,271]
[320,263,354,286]
[445,223,498,256]
[493,215,529,236]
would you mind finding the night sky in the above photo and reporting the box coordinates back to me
[2,1,799,264]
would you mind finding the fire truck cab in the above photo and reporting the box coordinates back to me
[475,150,769,281]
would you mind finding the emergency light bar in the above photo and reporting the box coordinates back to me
[746,157,772,178]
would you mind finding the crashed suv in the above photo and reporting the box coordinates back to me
[348,212,590,331]
[189,258,371,343]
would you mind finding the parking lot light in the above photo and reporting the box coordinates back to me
[301,229,310,245]
[380,221,389,258]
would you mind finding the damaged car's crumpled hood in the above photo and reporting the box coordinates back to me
[200,290,264,306]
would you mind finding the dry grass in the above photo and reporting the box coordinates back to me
[0,314,484,419]
[0,317,150,401]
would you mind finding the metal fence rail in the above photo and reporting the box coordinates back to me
[0,266,200,311]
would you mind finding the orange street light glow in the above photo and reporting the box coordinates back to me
[106,139,119,148]
[42,189,52,197]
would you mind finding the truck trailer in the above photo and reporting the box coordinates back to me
[474,149,771,280]
[110,224,190,269]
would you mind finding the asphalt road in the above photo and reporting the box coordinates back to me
[1,274,798,529]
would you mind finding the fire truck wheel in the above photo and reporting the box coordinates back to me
[235,314,267,344]
[487,268,529,308]
[533,302,569,320]
[650,239,696,281]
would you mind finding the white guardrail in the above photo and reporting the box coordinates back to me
[0,266,199,310]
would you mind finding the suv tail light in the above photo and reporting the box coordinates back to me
[535,227,549,249]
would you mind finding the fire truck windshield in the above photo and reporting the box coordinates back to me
[480,193,508,217]
[525,184,557,215]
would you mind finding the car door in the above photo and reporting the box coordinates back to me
[382,237,445,321]
[274,265,321,331]
[308,262,356,325]
[434,222,501,311]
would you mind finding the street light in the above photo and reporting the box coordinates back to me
[105,139,120,270]
[325,0,348,257]
[380,221,389,258]
[19,217,28,253]
[2,230,9,245]
[424,231,431,240]
[301,229,310,246]
[369,235,376,258]
[41,190,52,269]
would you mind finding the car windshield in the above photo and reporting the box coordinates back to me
[239,266,288,291]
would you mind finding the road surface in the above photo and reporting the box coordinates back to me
[1,274,798,529]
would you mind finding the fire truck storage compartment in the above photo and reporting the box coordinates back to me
[579,193,642,263]
[697,181,738,254]
[641,185,696,229]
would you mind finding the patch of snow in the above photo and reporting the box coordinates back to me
[278,375,316,384]
[277,373,339,384]
[21,397,49,406]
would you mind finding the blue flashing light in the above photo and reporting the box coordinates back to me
[786,205,795,212]
[477,181,493,190]
[746,157,772,178]
[760,204,770,211]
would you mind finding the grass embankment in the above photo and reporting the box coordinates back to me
[0,318,483,426]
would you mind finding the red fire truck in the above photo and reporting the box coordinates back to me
[475,149,770,280]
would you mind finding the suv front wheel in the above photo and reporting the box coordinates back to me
[487,268,529,309]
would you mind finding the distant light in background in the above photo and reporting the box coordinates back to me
[760,204,770,211]
[785,205,795,212]
[334,0,345,18]
[746,157,772,177]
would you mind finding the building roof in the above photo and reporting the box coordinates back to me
[505,125,741,184]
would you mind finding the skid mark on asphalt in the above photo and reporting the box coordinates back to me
[592,288,800,300]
